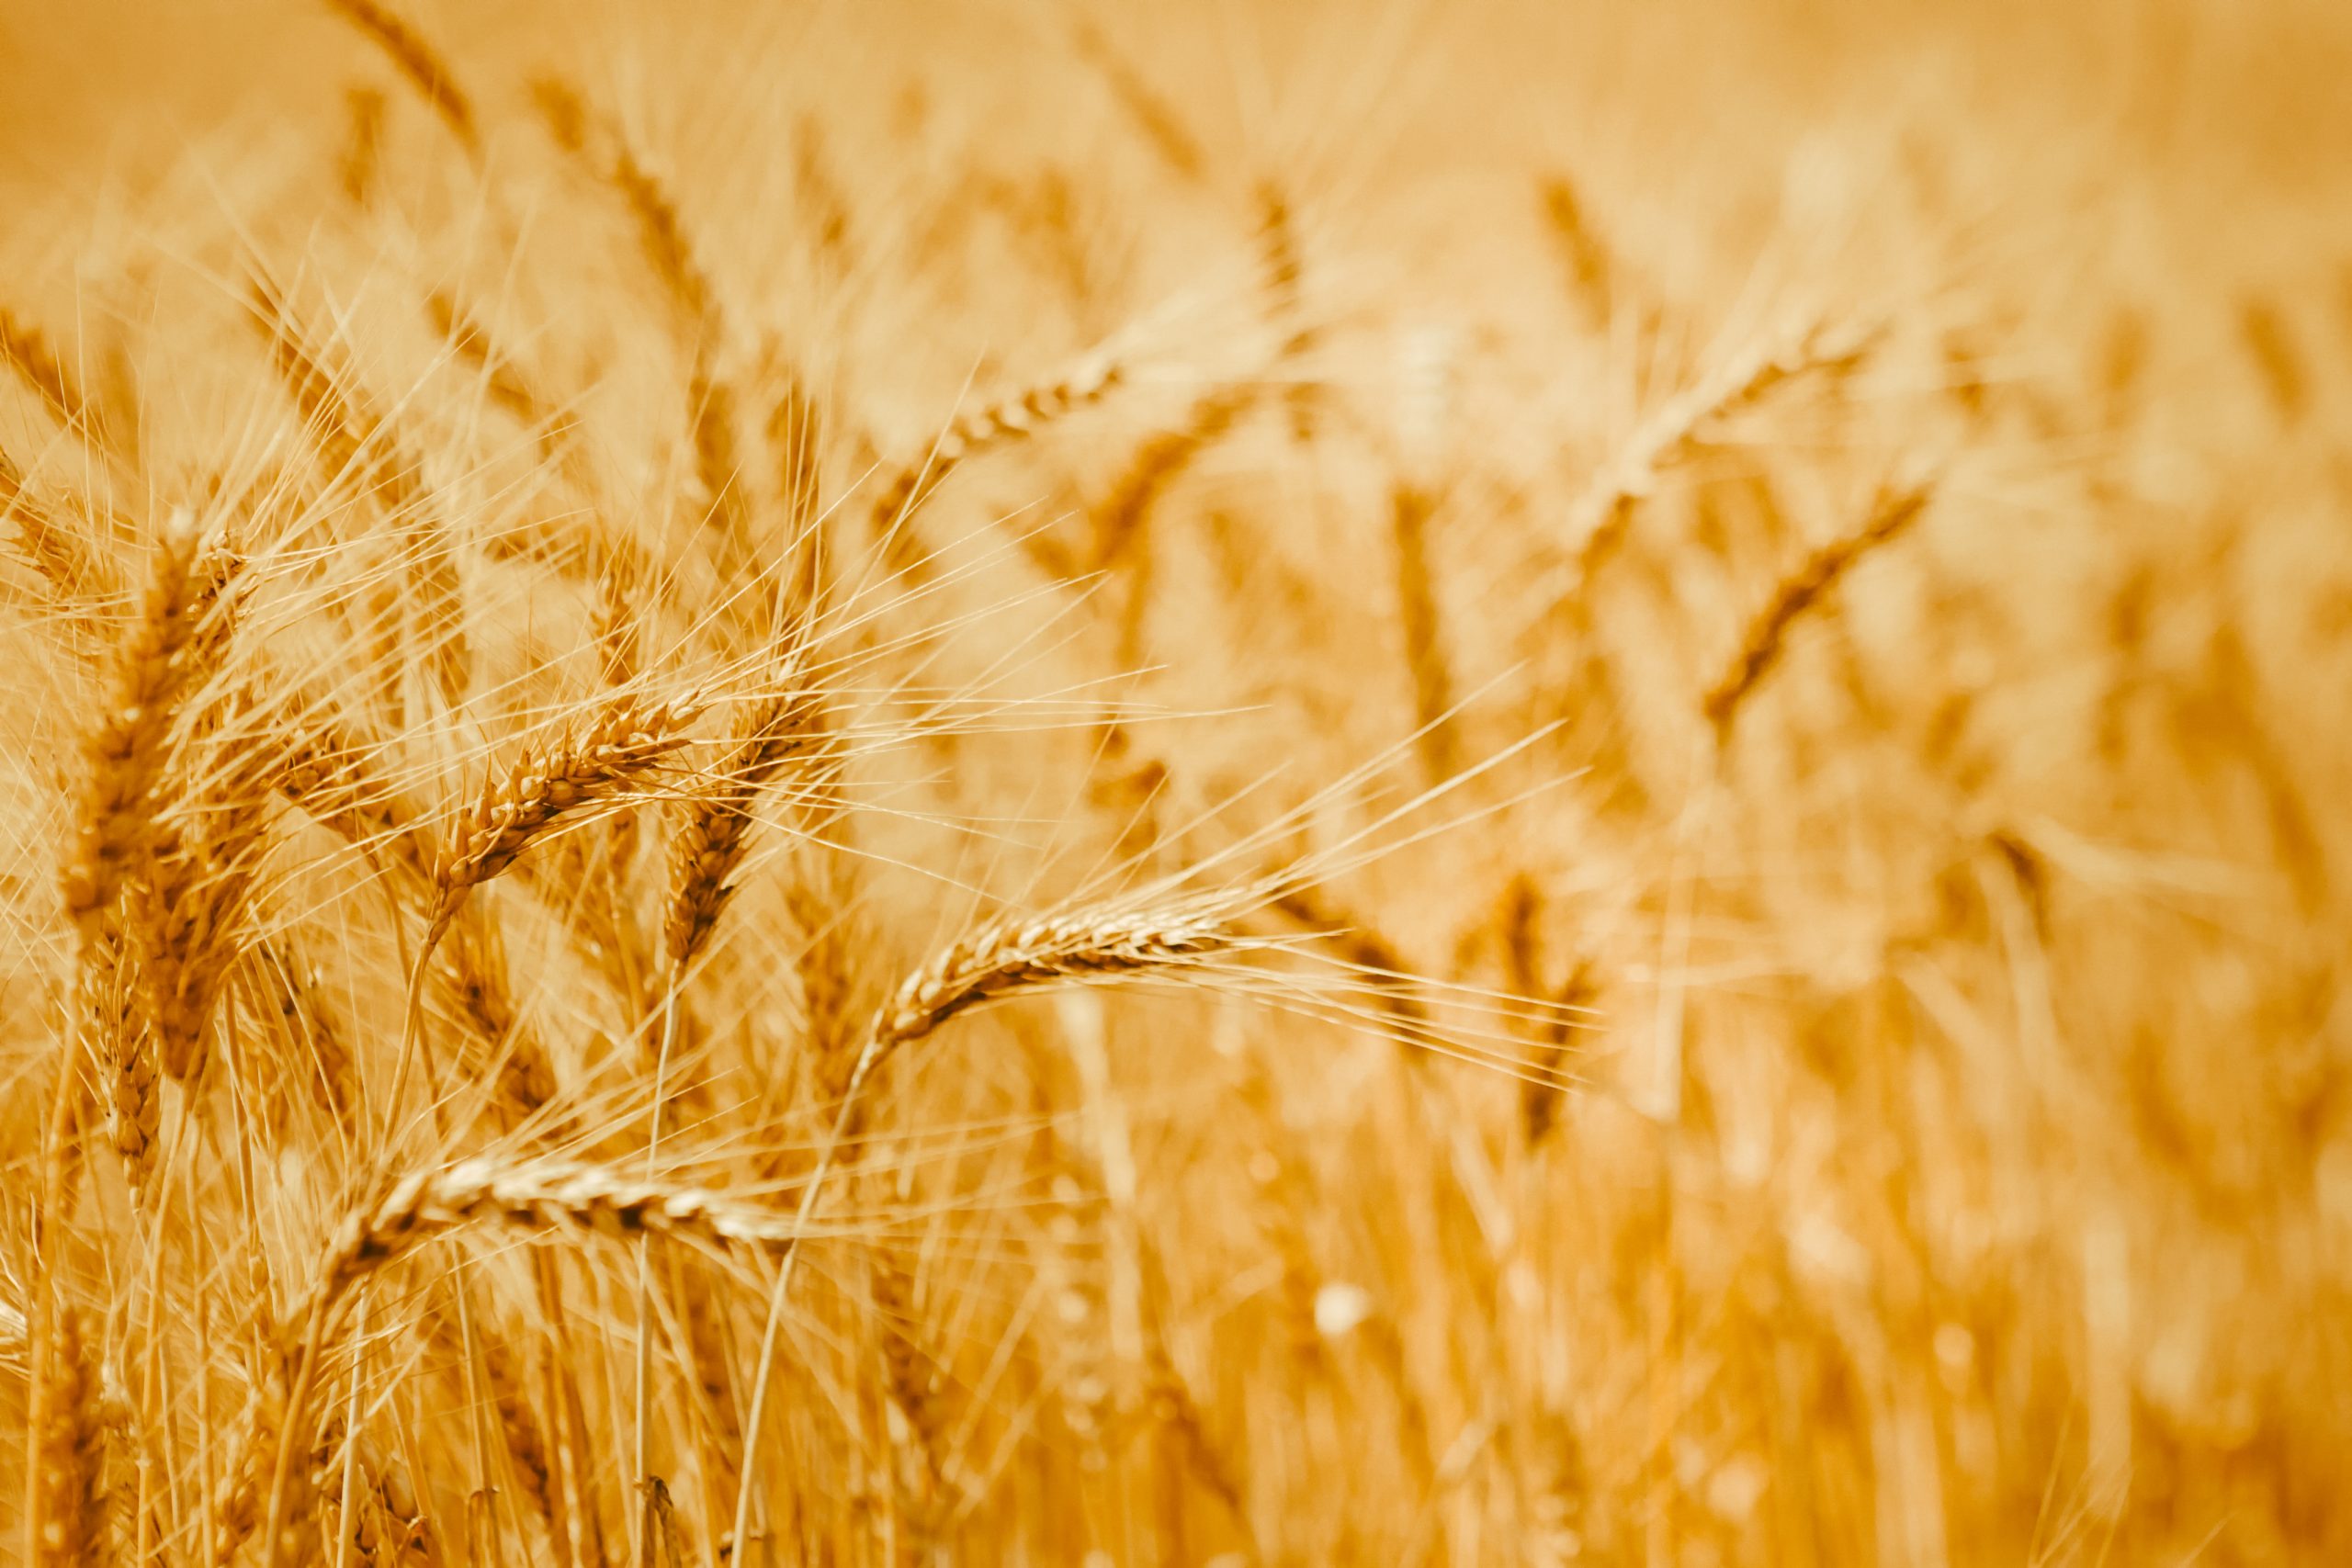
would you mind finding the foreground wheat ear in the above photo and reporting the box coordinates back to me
[381,685,707,1125]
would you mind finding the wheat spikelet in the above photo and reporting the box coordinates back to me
[1271,885,1428,1032]
[245,935,358,1126]
[1390,482,1459,785]
[611,145,718,340]
[338,85,387,205]
[1539,172,1614,327]
[1704,480,1933,738]
[871,1240,956,1529]
[434,900,560,1123]
[425,686,705,944]
[273,690,430,883]
[1497,875,1593,1147]
[353,1438,443,1568]
[310,1156,820,1309]
[2238,296,2308,423]
[320,0,481,159]
[1256,182,1320,442]
[586,528,675,691]
[865,905,1236,1072]
[477,1328,561,1551]
[1089,383,1257,572]
[795,116,857,270]
[426,289,558,446]
[1070,19,1207,183]
[216,1371,320,1568]
[89,927,159,1190]
[131,784,271,1085]
[536,76,718,345]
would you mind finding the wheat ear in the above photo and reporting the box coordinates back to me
[28,1306,109,1567]
[870,351,1125,573]
[1391,482,1459,784]
[61,511,204,942]
[1704,480,1933,739]
[1537,316,1879,624]
[729,901,1243,1556]
[319,0,481,159]
[384,688,703,1126]
[424,688,707,948]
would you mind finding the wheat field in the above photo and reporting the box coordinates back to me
[3,1,2348,1564]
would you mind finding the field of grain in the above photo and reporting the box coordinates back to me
[4,2,2349,1564]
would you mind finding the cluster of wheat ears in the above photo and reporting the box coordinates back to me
[3,0,2347,1563]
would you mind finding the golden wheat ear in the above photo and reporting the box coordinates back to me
[27,1304,111,1568]
[869,349,1127,577]
[424,686,709,948]
[319,0,481,161]
[1704,479,1935,740]
[62,510,207,944]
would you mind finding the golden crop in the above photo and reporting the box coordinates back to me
[4,2,2347,1563]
